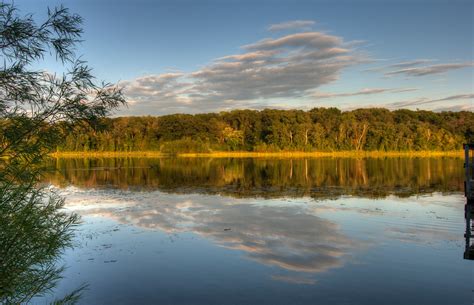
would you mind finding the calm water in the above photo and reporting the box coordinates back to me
[38,157,472,305]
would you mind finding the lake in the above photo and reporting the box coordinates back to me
[38,157,472,305]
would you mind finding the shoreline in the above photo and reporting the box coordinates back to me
[50,150,464,158]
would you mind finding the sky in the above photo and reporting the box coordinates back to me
[19,0,474,115]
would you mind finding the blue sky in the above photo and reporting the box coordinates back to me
[19,0,473,115]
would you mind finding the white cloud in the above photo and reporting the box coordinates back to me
[119,73,195,114]
[244,32,341,50]
[118,29,361,115]
[116,25,472,116]
[267,20,316,32]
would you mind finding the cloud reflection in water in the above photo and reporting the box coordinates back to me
[62,188,353,281]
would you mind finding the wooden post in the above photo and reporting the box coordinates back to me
[465,144,473,204]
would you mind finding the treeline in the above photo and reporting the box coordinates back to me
[56,108,474,153]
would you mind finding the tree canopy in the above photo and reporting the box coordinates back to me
[56,108,474,153]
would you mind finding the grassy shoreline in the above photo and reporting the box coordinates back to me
[50,150,464,158]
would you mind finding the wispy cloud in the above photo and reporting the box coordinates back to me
[364,59,474,77]
[385,62,474,77]
[313,87,418,99]
[364,59,434,72]
[387,60,434,69]
[244,32,341,50]
[432,93,474,102]
[432,104,473,112]
[385,93,473,109]
[268,20,316,32]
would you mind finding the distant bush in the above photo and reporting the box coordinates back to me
[160,138,211,154]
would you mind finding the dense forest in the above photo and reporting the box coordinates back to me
[56,108,474,153]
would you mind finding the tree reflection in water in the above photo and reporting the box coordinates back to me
[43,157,464,199]
[0,186,85,304]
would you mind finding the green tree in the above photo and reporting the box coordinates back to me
[0,3,124,304]
[51,107,472,153]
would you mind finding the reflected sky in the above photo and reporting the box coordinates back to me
[38,186,472,305]
[61,188,354,275]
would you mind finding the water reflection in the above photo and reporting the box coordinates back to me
[464,204,473,260]
[44,157,464,199]
[53,189,471,305]
[62,189,353,278]
[37,157,472,305]
[0,187,84,304]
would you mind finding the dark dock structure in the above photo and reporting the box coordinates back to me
[464,144,474,260]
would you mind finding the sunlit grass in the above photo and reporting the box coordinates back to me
[50,150,464,158]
